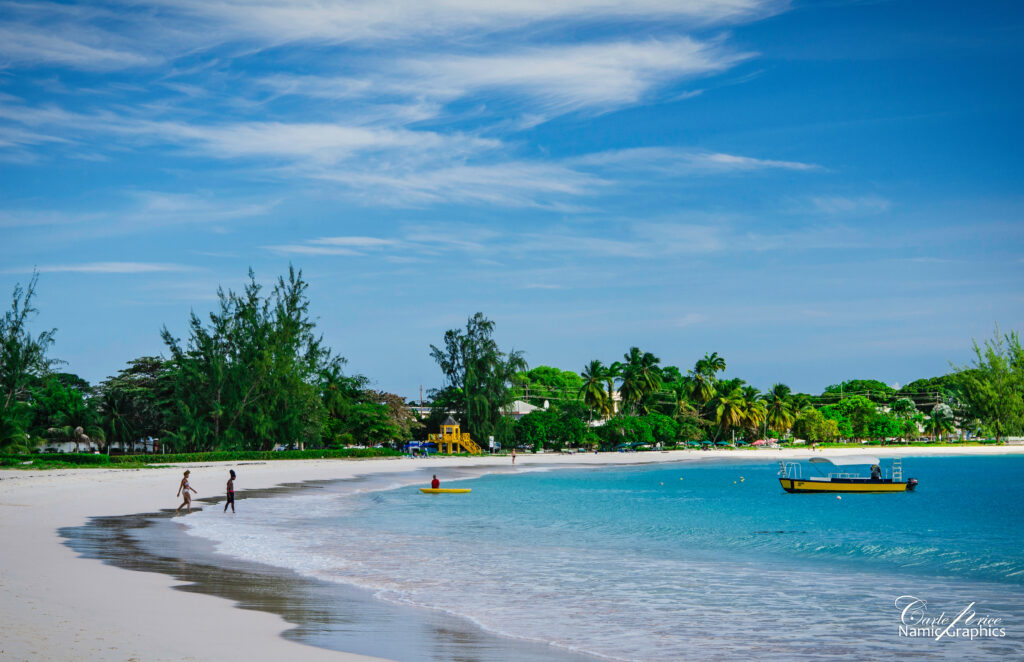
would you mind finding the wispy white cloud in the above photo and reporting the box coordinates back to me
[809,195,891,214]
[0,95,820,206]
[0,2,800,211]
[128,191,277,222]
[154,121,497,163]
[0,208,102,229]
[158,0,780,45]
[306,147,815,208]
[268,216,861,265]
[264,244,363,256]
[4,262,198,274]
[0,125,71,149]
[399,37,751,113]
[676,312,707,327]
[0,0,782,71]
[310,236,401,247]
[573,147,818,173]
[314,160,602,208]
[0,191,275,238]
[252,37,739,119]
[0,25,155,70]
[0,102,499,169]
[901,256,960,264]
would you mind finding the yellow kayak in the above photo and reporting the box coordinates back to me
[420,488,471,494]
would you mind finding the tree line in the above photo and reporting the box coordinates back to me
[0,269,421,454]
[434,318,1024,451]
[1,268,1021,455]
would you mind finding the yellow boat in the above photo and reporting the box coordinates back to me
[778,456,918,493]
[420,488,472,494]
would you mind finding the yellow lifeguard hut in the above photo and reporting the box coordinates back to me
[428,416,483,454]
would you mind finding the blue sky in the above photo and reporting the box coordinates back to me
[1,0,1022,398]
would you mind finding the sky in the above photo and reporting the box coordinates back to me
[1,0,1022,399]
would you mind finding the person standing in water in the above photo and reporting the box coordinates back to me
[224,469,236,513]
[176,470,197,514]
[431,474,440,489]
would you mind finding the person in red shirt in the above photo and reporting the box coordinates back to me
[431,475,440,489]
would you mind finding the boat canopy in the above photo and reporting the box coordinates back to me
[809,455,880,466]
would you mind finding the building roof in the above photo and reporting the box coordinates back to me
[507,400,539,415]
[442,415,459,426]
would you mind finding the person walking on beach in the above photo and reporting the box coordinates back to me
[511,447,516,465]
[176,470,197,514]
[224,469,236,513]
[431,474,440,489]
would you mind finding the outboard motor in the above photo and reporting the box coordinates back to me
[906,478,918,491]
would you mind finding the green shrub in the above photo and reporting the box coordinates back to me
[0,447,401,468]
[0,453,139,469]
[107,448,401,464]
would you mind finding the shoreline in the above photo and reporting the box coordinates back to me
[62,473,601,662]
[3,447,1023,661]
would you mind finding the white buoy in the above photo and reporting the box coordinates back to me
[836,495,842,500]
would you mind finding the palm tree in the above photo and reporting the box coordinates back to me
[695,351,726,377]
[671,381,698,420]
[98,390,136,453]
[743,398,767,439]
[619,347,663,414]
[605,361,623,416]
[48,424,105,452]
[579,360,609,420]
[764,383,795,440]
[688,371,714,405]
[714,387,746,440]
[892,397,916,418]
[0,408,36,453]
[688,352,725,422]
[930,403,955,442]
[891,397,918,443]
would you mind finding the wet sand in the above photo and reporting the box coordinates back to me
[60,476,598,662]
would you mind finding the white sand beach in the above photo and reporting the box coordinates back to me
[2,446,1022,662]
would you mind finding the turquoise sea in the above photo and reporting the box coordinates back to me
[182,455,1024,660]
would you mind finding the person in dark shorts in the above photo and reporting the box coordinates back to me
[224,469,236,513]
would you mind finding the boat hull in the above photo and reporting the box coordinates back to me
[779,478,911,493]
[420,488,471,494]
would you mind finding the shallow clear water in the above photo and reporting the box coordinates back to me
[183,456,1024,660]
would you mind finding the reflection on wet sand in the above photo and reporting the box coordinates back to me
[59,479,595,662]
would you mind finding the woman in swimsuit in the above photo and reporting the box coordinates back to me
[176,470,198,514]
[224,469,236,513]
